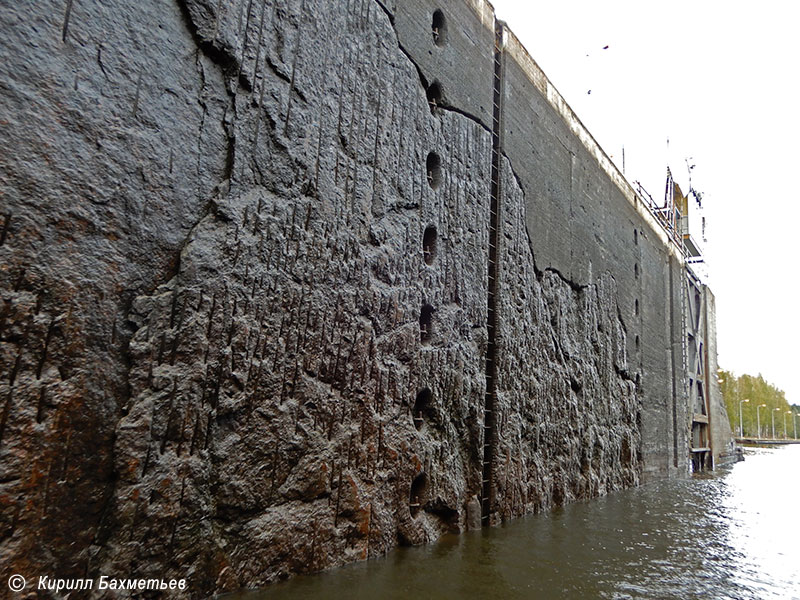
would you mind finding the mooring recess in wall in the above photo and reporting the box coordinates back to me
[410,472,428,518]
[413,387,433,431]
[423,225,437,265]
[426,152,442,189]
[432,9,447,46]
[427,80,443,112]
[420,303,434,344]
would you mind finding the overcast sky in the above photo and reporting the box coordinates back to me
[489,0,800,405]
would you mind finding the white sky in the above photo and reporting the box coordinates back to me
[489,0,800,405]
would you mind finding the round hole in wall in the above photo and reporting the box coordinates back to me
[426,152,442,189]
[432,9,447,46]
[423,225,438,265]
[426,80,443,113]
[420,303,434,344]
[413,387,432,431]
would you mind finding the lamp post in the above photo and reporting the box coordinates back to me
[757,404,767,439]
[794,412,799,440]
[772,407,781,439]
[739,398,750,437]
[785,411,792,440]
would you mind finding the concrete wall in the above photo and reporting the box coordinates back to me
[498,25,688,481]
[0,0,719,595]
[704,286,733,464]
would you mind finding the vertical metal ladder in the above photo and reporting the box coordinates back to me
[481,21,504,524]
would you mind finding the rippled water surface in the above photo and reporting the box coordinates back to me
[233,445,800,599]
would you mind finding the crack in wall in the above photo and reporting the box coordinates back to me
[370,1,594,302]
[175,0,241,75]
[372,0,490,135]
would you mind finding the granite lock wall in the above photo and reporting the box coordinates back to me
[1,0,693,596]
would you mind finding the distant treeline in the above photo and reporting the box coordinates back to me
[719,370,799,439]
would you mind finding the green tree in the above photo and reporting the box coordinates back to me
[719,370,793,439]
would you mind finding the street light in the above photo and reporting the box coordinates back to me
[757,404,767,439]
[739,398,750,437]
[785,411,792,440]
[772,407,781,439]
[794,412,799,440]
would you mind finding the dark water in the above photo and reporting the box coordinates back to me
[233,445,800,600]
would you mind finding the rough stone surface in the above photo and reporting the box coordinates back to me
[1,0,230,587]
[491,158,640,519]
[0,0,717,596]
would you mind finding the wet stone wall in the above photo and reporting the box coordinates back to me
[1,0,651,596]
